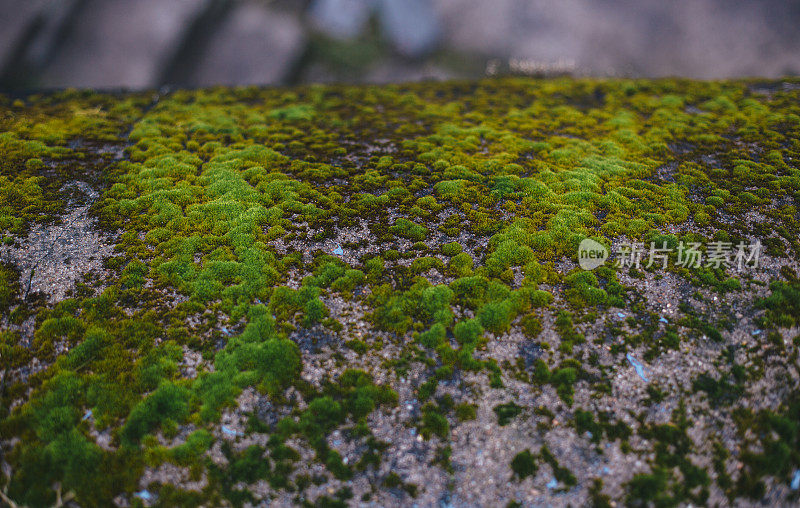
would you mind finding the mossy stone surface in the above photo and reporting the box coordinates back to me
[1,78,800,506]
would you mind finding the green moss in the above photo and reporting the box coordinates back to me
[411,256,444,275]
[574,409,631,443]
[510,450,537,480]
[478,300,515,334]
[0,174,62,235]
[453,318,483,345]
[627,400,710,505]
[0,262,19,313]
[493,402,523,426]
[756,268,800,328]
[455,403,477,421]
[520,314,542,338]
[121,382,190,446]
[269,104,315,121]
[692,372,743,404]
[626,469,672,507]
[540,446,577,487]
[589,479,613,508]
[171,429,214,465]
[389,218,428,242]
[564,270,608,307]
[551,366,578,404]
[418,323,446,348]
[441,241,463,257]
[420,403,449,439]
[447,252,474,277]
[554,311,585,355]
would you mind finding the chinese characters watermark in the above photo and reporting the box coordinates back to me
[578,239,762,271]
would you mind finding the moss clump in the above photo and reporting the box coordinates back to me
[455,403,477,421]
[121,382,190,445]
[389,218,428,242]
[453,318,483,345]
[530,358,585,405]
[756,268,800,329]
[0,175,62,235]
[478,300,515,334]
[692,372,743,404]
[564,270,608,307]
[574,409,631,443]
[0,262,19,313]
[420,403,449,439]
[626,401,709,505]
[554,311,585,355]
[441,241,463,257]
[729,388,800,499]
[509,446,575,487]
[520,313,542,338]
[510,449,537,480]
[493,402,523,426]
[540,446,577,487]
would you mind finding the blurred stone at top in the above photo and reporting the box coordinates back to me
[193,2,304,87]
[0,0,48,68]
[434,0,800,78]
[310,0,440,58]
[378,0,440,58]
[40,0,206,89]
[0,0,82,86]
[309,0,374,40]
[0,0,798,90]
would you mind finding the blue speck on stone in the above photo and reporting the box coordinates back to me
[222,425,240,437]
[791,470,800,490]
[547,478,558,489]
[626,353,649,382]
[602,467,610,475]
[333,244,344,256]
[752,329,761,336]
[659,316,668,324]
[135,490,154,501]
[617,312,625,318]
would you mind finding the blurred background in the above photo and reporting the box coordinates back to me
[1,0,799,90]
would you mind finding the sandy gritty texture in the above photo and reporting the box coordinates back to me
[1,181,113,303]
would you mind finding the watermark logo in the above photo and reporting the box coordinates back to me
[578,238,609,270]
[578,238,761,272]
[614,240,761,270]
[577,239,762,271]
